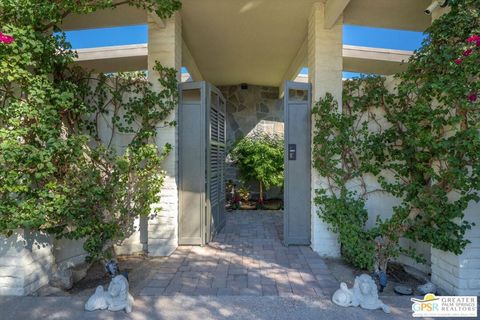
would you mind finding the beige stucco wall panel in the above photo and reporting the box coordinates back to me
[76,56,147,74]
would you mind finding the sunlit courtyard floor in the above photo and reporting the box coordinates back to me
[137,210,338,297]
[0,211,450,319]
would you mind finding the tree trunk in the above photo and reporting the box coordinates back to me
[259,181,263,203]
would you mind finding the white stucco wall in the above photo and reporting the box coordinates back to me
[381,76,480,290]
[92,93,147,257]
[346,168,432,275]
[0,231,54,296]
[52,238,87,271]
[431,202,480,295]
[353,76,432,275]
[309,63,433,272]
[0,72,177,295]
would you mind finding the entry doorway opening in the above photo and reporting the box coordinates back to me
[220,84,284,214]
[177,81,311,247]
[220,82,311,246]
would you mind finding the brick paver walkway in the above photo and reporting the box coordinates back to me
[139,211,339,297]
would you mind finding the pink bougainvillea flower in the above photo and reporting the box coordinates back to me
[1,36,14,44]
[463,49,473,57]
[466,35,480,43]
[455,58,462,65]
[468,93,478,102]
[0,32,15,44]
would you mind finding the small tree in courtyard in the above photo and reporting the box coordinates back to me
[230,133,284,205]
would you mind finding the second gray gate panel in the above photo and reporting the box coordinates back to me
[284,81,311,245]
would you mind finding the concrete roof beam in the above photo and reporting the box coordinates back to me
[73,44,413,78]
[325,0,351,29]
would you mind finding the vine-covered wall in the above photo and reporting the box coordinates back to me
[0,0,182,295]
[312,0,480,294]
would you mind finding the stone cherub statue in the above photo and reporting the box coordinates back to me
[332,274,390,313]
[85,274,134,313]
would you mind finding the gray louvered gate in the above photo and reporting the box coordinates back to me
[178,81,226,245]
[284,81,312,245]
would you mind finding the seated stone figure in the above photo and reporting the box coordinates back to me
[332,274,390,314]
[85,275,134,313]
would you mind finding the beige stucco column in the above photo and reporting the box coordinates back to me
[308,2,342,257]
[147,12,182,256]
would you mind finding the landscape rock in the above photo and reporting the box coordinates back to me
[50,266,73,290]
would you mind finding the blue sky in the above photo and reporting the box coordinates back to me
[65,25,148,49]
[65,24,425,79]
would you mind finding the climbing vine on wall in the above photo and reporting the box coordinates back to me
[313,0,480,273]
[0,0,181,261]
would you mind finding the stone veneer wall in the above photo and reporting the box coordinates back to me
[218,84,284,199]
